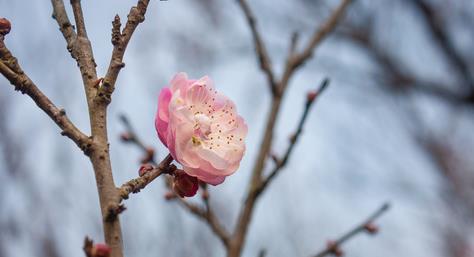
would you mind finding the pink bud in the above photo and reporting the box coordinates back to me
[138,163,154,177]
[140,147,155,164]
[307,91,318,102]
[172,170,198,198]
[201,190,209,200]
[0,18,11,35]
[364,223,379,234]
[120,132,132,142]
[326,240,344,257]
[164,191,176,200]
[91,243,111,257]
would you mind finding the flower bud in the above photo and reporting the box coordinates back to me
[138,163,154,177]
[326,240,344,257]
[172,170,198,197]
[0,18,11,36]
[140,147,155,164]
[164,191,176,200]
[364,223,379,234]
[201,189,209,200]
[306,90,318,103]
[91,243,111,257]
[120,132,132,142]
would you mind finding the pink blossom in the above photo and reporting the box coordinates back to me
[155,72,247,185]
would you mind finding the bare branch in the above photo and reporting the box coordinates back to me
[51,0,98,104]
[230,2,352,256]
[290,0,352,72]
[70,0,88,37]
[0,38,91,152]
[175,197,231,247]
[118,154,175,201]
[410,0,474,91]
[51,0,77,50]
[101,0,151,104]
[312,203,390,257]
[257,79,329,195]
[338,26,474,106]
[287,32,300,61]
[236,0,278,96]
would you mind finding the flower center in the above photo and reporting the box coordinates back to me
[193,113,212,144]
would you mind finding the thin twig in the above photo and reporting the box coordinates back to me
[312,203,390,257]
[0,38,91,152]
[51,0,77,50]
[70,0,88,37]
[257,79,329,195]
[290,0,352,71]
[410,0,474,91]
[51,0,98,102]
[230,2,352,256]
[175,198,231,247]
[118,154,175,201]
[236,0,278,96]
[101,0,151,104]
[338,26,474,106]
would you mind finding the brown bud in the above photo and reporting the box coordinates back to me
[306,90,318,103]
[138,163,154,177]
[201,189,209,200]
[172,170,198,198]
[140,147,155,164]
[0,18,11,36]
[120,132,132,142]
[164,191,176,200]
[91,243,111,257]
[327,240,344,257]
[364,222,379,234]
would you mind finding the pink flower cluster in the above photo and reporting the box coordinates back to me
[155,73,247,185]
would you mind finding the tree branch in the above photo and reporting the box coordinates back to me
[257,79,329,196]
[52,1,151,256]
[118,154,175,201]
[229,2,352,256]
[100,0,151,104]
[70,0,88,38]
[236,0,278,96]
[410,0,474,91]
[290,0,352,71]
[338,26,474,106]
[51,0,77,51]
[51,0,98,104]
[175,197,231,247]
[312,203,390,257]
[0,37,91,152]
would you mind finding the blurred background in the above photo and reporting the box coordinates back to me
[1,0,474,256]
